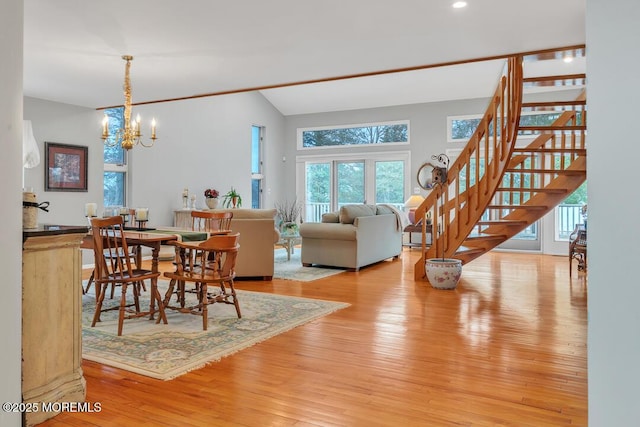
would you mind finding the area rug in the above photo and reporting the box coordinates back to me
[82,282,349,380]
[273,248,346,281]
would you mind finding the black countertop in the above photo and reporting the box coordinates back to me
[23,224,89,242]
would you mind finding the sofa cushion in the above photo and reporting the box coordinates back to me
[339,204,377,224]
[299,222,357,241]
[376,204,395,215]
[321,212,340,223]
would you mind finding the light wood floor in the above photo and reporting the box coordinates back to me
[41,249,587,426]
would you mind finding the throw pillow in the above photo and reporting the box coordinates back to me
[339,204,377,224]
[321,212,340,223]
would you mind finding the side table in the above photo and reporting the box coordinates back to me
[403,222,432,248]
[277,233,300,260]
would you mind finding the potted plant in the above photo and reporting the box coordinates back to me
[222,187,242,208]
[204,188,219,209]
[275,198,302,235]
[423,154,462,290]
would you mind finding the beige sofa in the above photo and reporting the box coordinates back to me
[215,208,280,280]
[299,204,402,271]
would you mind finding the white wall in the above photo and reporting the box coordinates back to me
[0,0,24,425]
[129,90,286,227]
[587,0,640,424]
[25,91,285,231]
[23,97,103,226]
[283,97,490,198]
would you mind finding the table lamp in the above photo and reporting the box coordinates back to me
[404,195,425,224]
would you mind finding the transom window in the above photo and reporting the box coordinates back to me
[298,120,409,149]
[447,111,584,142]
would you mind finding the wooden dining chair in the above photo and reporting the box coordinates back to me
[189,210,233,271]
[90,216,164,336]
[163,232,241,330]
[191,210,233,233]
[83,212,144,296]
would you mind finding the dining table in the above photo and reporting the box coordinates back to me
[82,230,180,323]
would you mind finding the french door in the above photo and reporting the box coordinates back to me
[297,152,410,222]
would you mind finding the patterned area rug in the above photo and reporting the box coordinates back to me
[273,248,346,281]
[82,282,349,380]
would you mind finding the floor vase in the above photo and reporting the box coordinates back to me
[425,258,462,289]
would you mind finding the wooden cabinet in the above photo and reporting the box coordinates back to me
[22,227,87,426]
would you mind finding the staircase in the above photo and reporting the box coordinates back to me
[414,47,587,281]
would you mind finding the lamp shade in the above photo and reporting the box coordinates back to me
[404,195,425,209]
[23,120,40,168]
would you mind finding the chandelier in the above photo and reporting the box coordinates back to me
[101,55,157,150]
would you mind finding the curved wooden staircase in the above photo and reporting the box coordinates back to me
[414,48,587,281]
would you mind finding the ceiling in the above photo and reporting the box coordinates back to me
[23,0,586,116]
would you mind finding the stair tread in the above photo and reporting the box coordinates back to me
[464,234,507,241]
[477,219,528,225]
[512,148,586,154]
[518,125,586,131]
[523,73,586,82]
[456,246,485,255]
[505,168,586,174]
[497,187,568,194]
[521,100,586,107]
[486,204,548,209]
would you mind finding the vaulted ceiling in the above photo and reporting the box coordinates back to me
[23,0,585,115]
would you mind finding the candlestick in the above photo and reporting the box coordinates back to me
[135,208,148,221]
[102,115,109,138]
[85,202,97,218]
[151,118,157,139]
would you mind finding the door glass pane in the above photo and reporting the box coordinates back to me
[337,161,365,207]
[104,172,125,207]
[556,182,587,240]
[305,163,330,222]
[375,160,404,209]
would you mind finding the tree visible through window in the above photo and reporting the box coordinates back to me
[301,121,408,148]
[103,107,127,207]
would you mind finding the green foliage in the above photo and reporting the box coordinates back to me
[302,124,408,147]
[223,187,242,208]
[564,182,587,204]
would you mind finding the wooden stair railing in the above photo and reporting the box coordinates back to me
[414,56,523,280]
[459,96,586,263]
[414,50,587,281]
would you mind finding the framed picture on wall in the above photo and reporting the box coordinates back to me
[44,142,88,192]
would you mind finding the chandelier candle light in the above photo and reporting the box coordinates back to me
[101,55,157,150]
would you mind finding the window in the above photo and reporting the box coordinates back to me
[556,182,587,240]
[297,151,410,222]
[447,111,584,142]
[251,125,264,209]
[298,120,409,149]
[103,107,127,208]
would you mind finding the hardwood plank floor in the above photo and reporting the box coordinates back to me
[40,249,587,426]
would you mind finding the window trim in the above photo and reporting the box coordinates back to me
[297,120,410,150]
[295,150,411,218]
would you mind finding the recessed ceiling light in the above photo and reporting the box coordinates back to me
[453,1,468,8]
[563,56,574,63]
